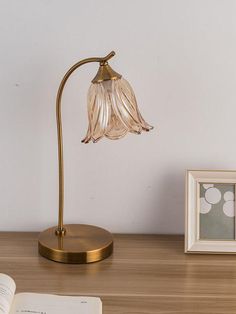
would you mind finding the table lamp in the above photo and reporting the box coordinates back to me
[38,51,153,263]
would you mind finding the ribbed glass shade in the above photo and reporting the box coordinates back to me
[82,77,153,143]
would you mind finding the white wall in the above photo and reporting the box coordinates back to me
[1,0,236,233]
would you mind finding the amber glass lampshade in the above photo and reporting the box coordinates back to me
[82,77,153,143]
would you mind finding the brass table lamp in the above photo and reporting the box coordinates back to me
[38,51,153,263]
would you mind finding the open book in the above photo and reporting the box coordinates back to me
[0,273,102,314]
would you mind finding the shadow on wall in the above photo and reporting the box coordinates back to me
[146,170,185,235]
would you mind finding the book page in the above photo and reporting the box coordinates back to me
[0,274,16,314]
[10,293,102,314]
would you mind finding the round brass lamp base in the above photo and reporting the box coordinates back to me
[38,224,113,264]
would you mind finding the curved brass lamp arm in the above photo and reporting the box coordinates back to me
[56,51,115,235]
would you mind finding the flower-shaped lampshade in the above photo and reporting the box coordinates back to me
[82,64,153,143]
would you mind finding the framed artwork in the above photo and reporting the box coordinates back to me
[185,170,236,253]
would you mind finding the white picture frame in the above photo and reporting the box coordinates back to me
[185,170,236,254]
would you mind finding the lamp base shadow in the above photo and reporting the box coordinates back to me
[38,224,113,264]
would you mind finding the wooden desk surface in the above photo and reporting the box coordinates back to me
[1,233,236,313]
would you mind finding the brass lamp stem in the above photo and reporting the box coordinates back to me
[55,51,115,235]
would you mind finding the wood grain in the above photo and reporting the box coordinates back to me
[1,233,236,313]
